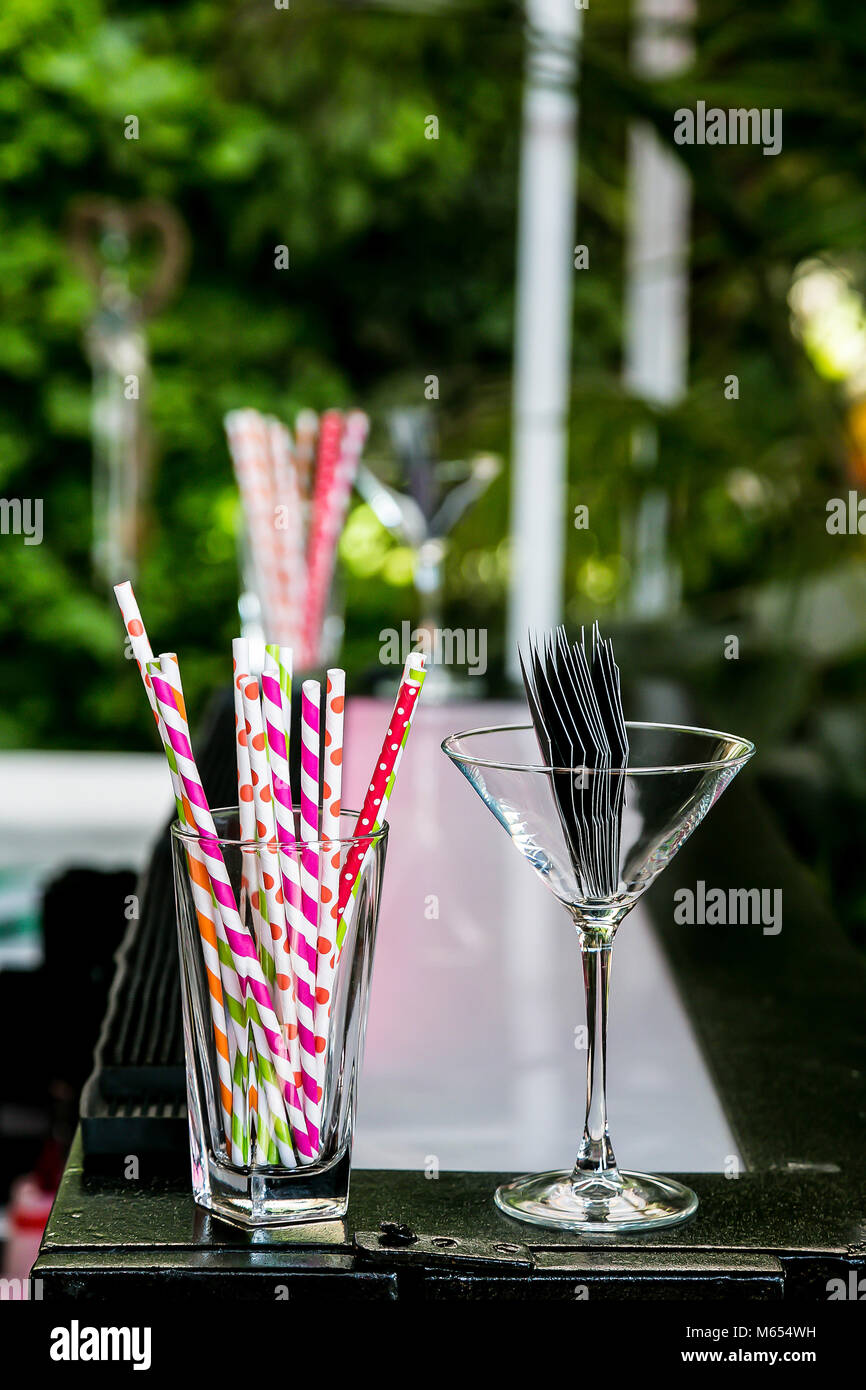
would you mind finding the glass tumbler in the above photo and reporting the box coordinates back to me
[170,806,387,1227]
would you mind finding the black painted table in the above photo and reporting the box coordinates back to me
[34,1132,866,1300]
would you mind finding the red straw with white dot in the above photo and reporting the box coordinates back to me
[335,651,426,949]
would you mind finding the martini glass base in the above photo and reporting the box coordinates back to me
[495,1169,698,1233]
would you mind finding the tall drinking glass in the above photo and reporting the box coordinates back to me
[171,807,387,1227]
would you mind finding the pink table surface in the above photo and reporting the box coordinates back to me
[342,698,739,1174]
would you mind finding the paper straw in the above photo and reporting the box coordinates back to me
[302,409,368,664]
[155,652,287,1163]
[239,673,314,1161]
[232,637,257,850]
[301,410,344,666]
[116,582,295,1163]
[260,417,295,647]
[230,639,279,1161]
[248,1048,262,1164]
[232,638,273,979]
[261,645,304,947]
[309,668,345,1151]
[113,583,234,1152]
[336,651,426,947]
[261,647,320,1146]
[314,408,367,647]
[160,652,247,1159]
[268,420,307,651]
[224,408,267,599]
[296,679,324,1151]
[114,582,180,802]
[148,661,298,1166]
[230,1047,249,1166]
[293,408,318,502]
[300,678,323,928]
[237,673,295,1008]
[317,667,345,982]
[225,409,284,639]
[313,671,345,1015]
[249,1045,277,1166]
[299,679,324,1052]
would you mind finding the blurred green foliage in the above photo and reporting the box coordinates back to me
[0,0,864,757]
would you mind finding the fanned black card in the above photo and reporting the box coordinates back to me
[520,625,629,898]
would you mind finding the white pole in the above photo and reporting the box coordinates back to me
[624,0,693,405]
[507,0,581,680]
[624,0,694,616]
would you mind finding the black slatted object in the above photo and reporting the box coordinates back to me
[520,625,628,900]
[80,688,239,1165]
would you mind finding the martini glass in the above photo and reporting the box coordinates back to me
[442,720,755,1233]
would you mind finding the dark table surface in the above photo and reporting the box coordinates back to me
[34,1131,866,1300]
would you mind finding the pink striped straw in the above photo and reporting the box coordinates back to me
[113,586,233,1155]
[238,673,313,1160]
[267,420,306,651]
[299,680,323,1094]
[147,665,298,1167]
[225,409,285,640]
[310,668,345,1151]
[301,411,344,666]
[261,651,320,1148]
[305,409,367,665]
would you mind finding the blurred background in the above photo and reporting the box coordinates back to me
[1,0,865,1268]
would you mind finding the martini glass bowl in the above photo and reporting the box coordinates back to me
[442,720,755,1233]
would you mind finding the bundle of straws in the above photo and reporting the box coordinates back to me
[114,579,426,1165]
[520,624,629,899]
[224,407,369,668]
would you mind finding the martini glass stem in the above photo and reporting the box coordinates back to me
[572,941,622,1197]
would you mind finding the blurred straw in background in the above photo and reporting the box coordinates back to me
[225,406,368,672]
